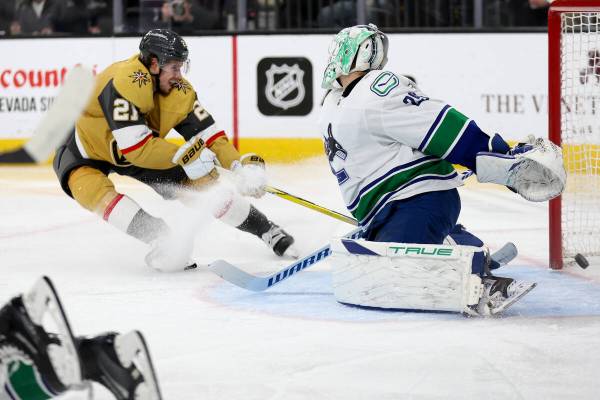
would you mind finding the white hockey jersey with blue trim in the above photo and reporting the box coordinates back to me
[319,70,470,227]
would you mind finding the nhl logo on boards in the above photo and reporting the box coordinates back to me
[257,57,313,116]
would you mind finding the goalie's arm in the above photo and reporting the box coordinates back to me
[412,106,511,171]
[374,91,512,171]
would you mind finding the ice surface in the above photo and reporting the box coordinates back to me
[1,160,600,399]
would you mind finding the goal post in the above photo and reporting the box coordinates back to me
[548,0,600,269]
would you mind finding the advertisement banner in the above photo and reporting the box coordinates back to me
[0,36,232,140]
[0,33,553,147]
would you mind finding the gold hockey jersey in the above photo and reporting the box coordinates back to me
[75,54,239,170]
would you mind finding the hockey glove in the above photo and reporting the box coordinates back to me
[172,135,217,180]
[476,136,566,202]
[231,153,267,198]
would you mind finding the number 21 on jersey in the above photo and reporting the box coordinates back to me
[113,98,139,122]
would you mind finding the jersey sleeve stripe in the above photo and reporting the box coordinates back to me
[440,118,471,159]
[120,133,153,154]
[443,121,490,170]
[422,108,470,157]
[418,104,451,152]
[205,130,226,147]
[112,124,153,153]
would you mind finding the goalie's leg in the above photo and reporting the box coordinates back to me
[0,277,82,399]
[78,331,162,400]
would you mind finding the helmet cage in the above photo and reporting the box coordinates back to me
[322,24,389,89]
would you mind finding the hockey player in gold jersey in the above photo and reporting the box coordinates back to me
[53,29,296,271]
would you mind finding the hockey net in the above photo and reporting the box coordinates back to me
[549,1,600,269]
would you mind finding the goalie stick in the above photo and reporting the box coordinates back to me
[209,233,518,292]
[209,228,363,291]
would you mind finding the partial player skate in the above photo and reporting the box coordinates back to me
[0,276,82,397]
[474,276,537,316]
[78,330,162,400]
[262,223,298,258]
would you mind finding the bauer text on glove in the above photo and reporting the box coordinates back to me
[172,135,217,180]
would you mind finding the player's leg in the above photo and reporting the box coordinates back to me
[78,330,162,400]
[0,277,82,399]
[444,224,532,315]
[329,238,535,316]
[54,136,169,244]
[342,190,534,315]
[362,189,461,242]
[125,165,296,258]
[53,140,190,271]
[210,186,296,257]
[65,166,193,271]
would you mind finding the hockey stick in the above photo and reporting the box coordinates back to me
[209,237,517,292]
[265,186,358,226]
[209,227,363,291]
[0,66,95,163]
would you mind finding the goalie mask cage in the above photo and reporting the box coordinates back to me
[549,0,600,269]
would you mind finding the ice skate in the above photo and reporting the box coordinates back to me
[476,276,536,316]
[78,330,162,400]
[0,276,82,395]
[262,223,298,258]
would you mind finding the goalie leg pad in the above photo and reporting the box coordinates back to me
[330,239,484,313]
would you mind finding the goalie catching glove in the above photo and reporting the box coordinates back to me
[172,135,218,180]
[476,136,566,202]
[231,153,267,198]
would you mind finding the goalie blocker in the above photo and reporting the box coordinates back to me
[330,239,535,316]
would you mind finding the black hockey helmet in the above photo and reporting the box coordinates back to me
[139,29,189,69]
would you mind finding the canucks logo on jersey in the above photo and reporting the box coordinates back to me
[324,123,349,185]
[324,123,347,162]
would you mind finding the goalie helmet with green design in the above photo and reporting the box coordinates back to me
[322,23,389,90]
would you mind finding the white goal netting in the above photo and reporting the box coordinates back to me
[560,12,600,259]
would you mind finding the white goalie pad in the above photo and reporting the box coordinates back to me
[329,239,484,313]
[476,137,566,202]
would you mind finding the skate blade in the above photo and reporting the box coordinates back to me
[22,276,82,387]
[114,331,163,400]
[491,282,537,315]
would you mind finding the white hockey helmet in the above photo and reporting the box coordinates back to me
[322,23,389,90]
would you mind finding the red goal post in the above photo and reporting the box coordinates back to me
[548,0,600,269]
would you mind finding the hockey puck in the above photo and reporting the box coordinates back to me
[575,253,589,269]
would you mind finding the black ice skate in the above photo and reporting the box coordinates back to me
[0,276,82,396]
[262,223,298,257]
[78,330,162,400]
[477,276,536,316]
